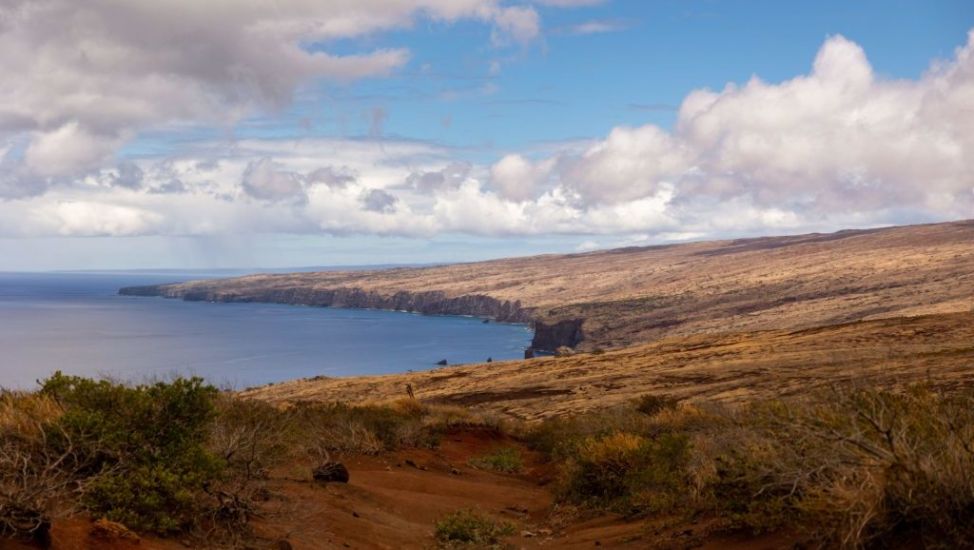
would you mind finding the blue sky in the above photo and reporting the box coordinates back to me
[130,0,974,155]
[1,0,973,270]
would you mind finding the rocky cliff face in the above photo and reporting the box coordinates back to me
[529,319,584,353]
[120,283,589,352]
[120,284,533,323]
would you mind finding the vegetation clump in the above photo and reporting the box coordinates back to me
[526,384,974,548]
[469,447,523,473]
[434,509,515,548]
[40,373,223,534]
[1,375,506,544]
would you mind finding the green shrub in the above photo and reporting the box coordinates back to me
[434,509,514,548]
[559,431,691,513]
[469,447,523,474]
[39,373,222,534]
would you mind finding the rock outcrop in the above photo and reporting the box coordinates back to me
[121,283,589,352]
[530,319,584,352]
[120,284,532,323]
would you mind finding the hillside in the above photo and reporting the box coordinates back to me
[122,219,974,352]
[241,311,974,421]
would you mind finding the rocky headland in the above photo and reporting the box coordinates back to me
[121,219,974,354]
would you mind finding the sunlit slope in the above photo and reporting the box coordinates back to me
[137,219,974,350]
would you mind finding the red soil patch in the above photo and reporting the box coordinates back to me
[3,428,801,549]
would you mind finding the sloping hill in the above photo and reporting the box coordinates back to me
[122,219,974,351]
[241,312,974,421]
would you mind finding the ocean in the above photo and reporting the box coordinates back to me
[0,272,532,390]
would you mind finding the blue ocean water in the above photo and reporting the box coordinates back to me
[0,272,532,390]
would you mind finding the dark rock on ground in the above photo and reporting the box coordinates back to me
[313,462,350,484]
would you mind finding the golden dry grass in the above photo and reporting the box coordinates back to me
[150,219,974,350]
[242,311,974,421]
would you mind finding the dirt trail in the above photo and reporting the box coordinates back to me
[5,430,672,549]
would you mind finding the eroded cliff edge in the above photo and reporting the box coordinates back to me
[119,220,974,355]
[119,283,583,352]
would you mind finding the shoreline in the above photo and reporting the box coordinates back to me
[119,283,579,354]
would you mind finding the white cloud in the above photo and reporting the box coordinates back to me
[361,188,399,213]
[0,30,972,247]
[0,0,548,181]
[549,31,974,219]
[489,154,555,202]
[533,0,606,7]
[564,19,631,35]
[488,5,541,47]
[23,122,122,177]
[241,158,306,203]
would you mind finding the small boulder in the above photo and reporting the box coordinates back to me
[436,359,448,366]
[313,462,350,484]
[555,346,574,357]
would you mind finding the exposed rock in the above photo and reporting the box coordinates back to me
[90,518,139,543]
[313,462,349,484]
[436,359,448,366]
[119,285,532,323]
[554,346,575,357]
[531,319,584,352]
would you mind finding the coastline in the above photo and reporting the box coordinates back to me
[119,283,580,354]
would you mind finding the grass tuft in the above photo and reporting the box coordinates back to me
[469,447,523,474]
[434,509,515,548]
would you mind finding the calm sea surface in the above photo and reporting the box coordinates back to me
[0,272,532,390]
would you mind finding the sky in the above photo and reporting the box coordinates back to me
[0,0,972,270]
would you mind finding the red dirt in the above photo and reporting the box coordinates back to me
[2,428,801,549]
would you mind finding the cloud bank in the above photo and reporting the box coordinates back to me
[0,0,543,183]
[0,15,972,244]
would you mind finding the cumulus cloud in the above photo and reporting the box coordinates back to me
[306,166,357,189]
[0,0,548,180]
[489,6,541,47]
[533,0,606,7]
[543,31,974,220]
[361,189,399,213]
[0,30,972,245]
[404,162,472,192]
[111,161,145,190]
[489,154,555,202]
[241,158,306,203]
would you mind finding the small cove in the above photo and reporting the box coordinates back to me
[0,272,532,390]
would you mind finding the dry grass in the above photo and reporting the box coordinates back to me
[242,312,974,421]
[0,392,73,544]
[525,385,974,548]
[147,219,974,350]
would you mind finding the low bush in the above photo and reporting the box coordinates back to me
[0,392,70,544]
[469,447,523,473]
[40,373,223,534]
[434,509,515,548]
[633,394,678,416]
[528,385,974,548]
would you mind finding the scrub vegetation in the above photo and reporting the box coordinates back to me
[2,373,973,548]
